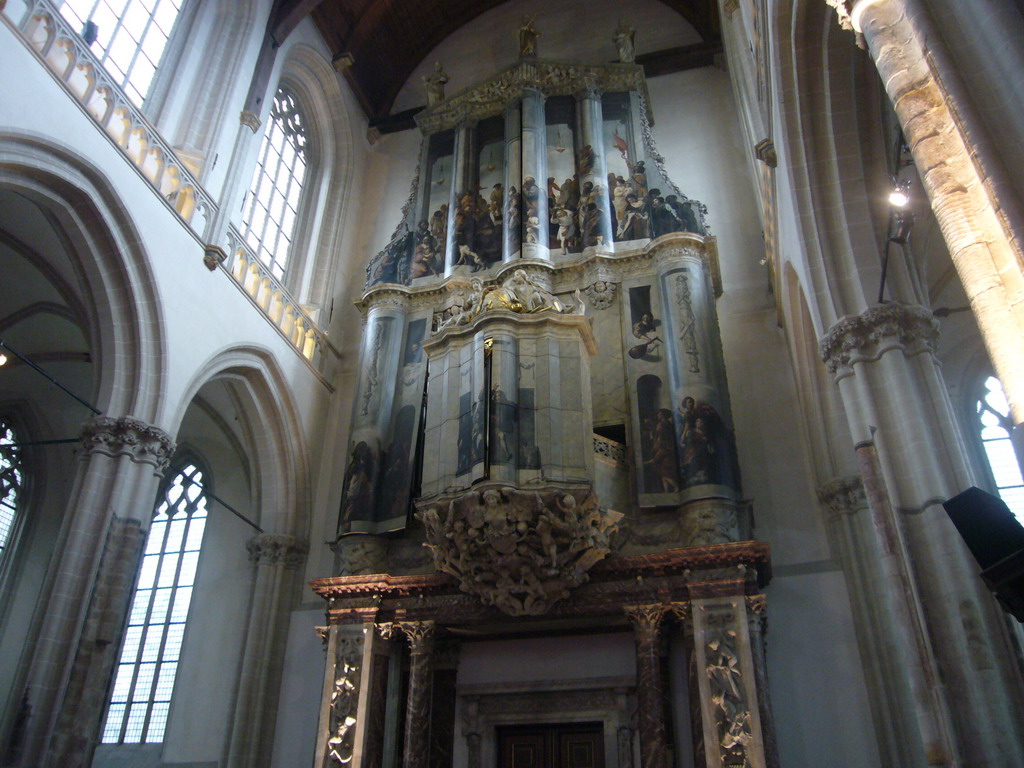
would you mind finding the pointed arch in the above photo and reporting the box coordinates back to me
[0,132,166,422]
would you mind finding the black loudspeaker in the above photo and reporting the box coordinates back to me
[943,487,1024,622]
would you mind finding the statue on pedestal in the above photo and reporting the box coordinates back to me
[614,22,636,64]
[423,61,449,106]
[519,16,540,58]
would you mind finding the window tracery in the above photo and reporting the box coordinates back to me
[59,0,185,107]
[241,88,309,281]
[976,375,1024,521]
[101,459,209,744]
[0,420,23,561]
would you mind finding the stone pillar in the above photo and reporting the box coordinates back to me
[574,79,614,249]
[834,0,1024,426]
[817,476,927,766]
[16,416,174,768]
[624,604,670,768]
[821,301,1024,765]
[225,533,309,768]
[503,98,523,261]
[520,87,549,260]
[379,620,436,768]
[686,597,773,768]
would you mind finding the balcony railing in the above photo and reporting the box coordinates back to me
[4,0,217,241]
[4,0,338,377]
[224,227,335,373]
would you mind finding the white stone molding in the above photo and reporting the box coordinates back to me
[246,533,310,568]
[819,302,939,375]
[79,416,175,471]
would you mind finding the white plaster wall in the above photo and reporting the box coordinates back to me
[270,606,325,768]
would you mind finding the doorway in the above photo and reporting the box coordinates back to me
[497,723,604,768]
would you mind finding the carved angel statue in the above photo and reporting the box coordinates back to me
[613,22,636,63]
[503,269,584,314]
[518,15,540,58]
[423,61,449,106]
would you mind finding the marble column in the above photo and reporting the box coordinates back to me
[379,620,436,768]
[574,79,613,249]
[503,98,523,261]
[835,0,1024,426]
[17,416,174,768]
[743,596,779,768]
[520,87,549,260]
[821,301,1024,765]
[671,603,705,768]
[225,533,309,768]
[624,604,670,768]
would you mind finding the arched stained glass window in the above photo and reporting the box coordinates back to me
[0,420,23,559]
[241,88,308,281]
[977,375,1024,522]
[101,461,209,744]
[59,0,185,108]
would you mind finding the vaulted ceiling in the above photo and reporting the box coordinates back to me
[272,0,722,128]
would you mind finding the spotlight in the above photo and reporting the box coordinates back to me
[889,179,911,208]
[0,353,7,366]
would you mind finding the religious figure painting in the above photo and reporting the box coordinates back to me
[339,439,379,527]
[636,375,680,495]
[676,396,741,491]
[627,286,662,361]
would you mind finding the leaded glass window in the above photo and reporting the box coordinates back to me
[0,420,23,559]
[101,461,209,744]
[59,0,185,107]
[241,88,308,281]
[977,375,1024,522]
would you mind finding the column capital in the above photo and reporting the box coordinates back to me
[820,301,938,375]
[574,78,602,102]
[817,475,868,517]
[79,415,175,470]
[377,620,436,654]
[239,109,261,132]
[246,533,310,567]
[624,603,669,635]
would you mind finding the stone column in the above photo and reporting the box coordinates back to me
[17,416,174,768]
[624,604,670,768]
[379,620,436,768]
[225,533,309,768]
[687,597,772,768]
[817,476,926,766]
[503,98,523,261]
[574,79,613,249]
[520,87,549,260]
[833,0,1024,426]
[821,301,1024,765]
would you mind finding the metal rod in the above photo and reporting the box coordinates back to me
[878,224,893,304]
[190,480,263,533]
[0,338,102,415]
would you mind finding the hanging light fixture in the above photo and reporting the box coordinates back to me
[889,179,911,208]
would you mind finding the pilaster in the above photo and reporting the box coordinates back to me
[378,620,436,768]
[624,604,670,768]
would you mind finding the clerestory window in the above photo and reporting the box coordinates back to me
[0,419,24,562]
[976,375,1024,523]
[241,88,309,281]
[101,459,209,744]
[59,0,185,108]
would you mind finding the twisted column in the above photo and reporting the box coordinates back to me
[624,604,670,768]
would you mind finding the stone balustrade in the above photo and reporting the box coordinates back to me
[4,0,217,241]
[225,226,334,373]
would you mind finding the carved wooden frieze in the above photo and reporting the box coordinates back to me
[415,60,648,135]
[417,484,623,616]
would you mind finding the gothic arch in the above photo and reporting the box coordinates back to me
[270,42,358,318]
[0,132,166,423]
[170,345,311,539]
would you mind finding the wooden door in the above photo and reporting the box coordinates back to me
[498,723,604,768]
